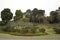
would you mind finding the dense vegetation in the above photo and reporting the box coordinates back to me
[0,7,60,36]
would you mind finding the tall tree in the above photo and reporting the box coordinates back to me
[14,10,23,21]
[1,8,13,24]
[56,7,60,23]
[30,8,45,23]
[31,8,38,22]
[37,10,45,23]
[50,11,59,23]
[38,10,45,16]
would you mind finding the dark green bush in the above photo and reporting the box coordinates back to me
[20,27,28,34]
[39,28,45,33]
[3,26,16,32]
[3,26,38,34]
[53,28,60,34]
[0,21,7,26]
[3,27,11,32]
[20,26,37,33]
[30,27,38,33]
[20,18,30,22]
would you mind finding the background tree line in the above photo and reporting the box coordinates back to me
[0,7,60,25]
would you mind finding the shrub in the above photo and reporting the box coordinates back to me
[53,28,60,34]
[30,26,38,33]
[20,27,28,34]
[3,27,11,32]
[39,28,45,33]
[3,26,16,32]
[20,26,38,33]
[20,18,30,22]
[3,26,38,34]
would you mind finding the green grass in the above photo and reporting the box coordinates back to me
[0,26,4,33]
[0,26,7,34]
[9,32,48,36]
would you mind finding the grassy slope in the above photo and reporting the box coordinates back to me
[0,24,60,38]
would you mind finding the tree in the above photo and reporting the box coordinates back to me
[50,11,59,23]
[56,7,60,23]
[14,10,23,21]
[37,10,45,23]
[25,9,32,18]
[58,7,60,9]
[38,10,45,16]
[31,8,38,22]
[1,8,13,24]
[30,8,45,23]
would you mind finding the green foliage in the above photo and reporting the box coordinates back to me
[30,27,38,33]
[20,27,28,34]
[46,16,51,23]
[39,28,45,33]
[20,18,30,22]
[19,26,38,34]
[26,14,30,18]
[50,11,59,23]
[38,10,45,16]
[53,28,60,34]
[1,8,13,23]
[0,21,7,26]
[3,25,38,34]
[31,8,38,22]
[30,8,45,23]
[3,27,11,32]
[25,9,32,18]
[14,10,23,21]
[0,26,5,33]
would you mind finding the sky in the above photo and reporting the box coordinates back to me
[0,0,60,18]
